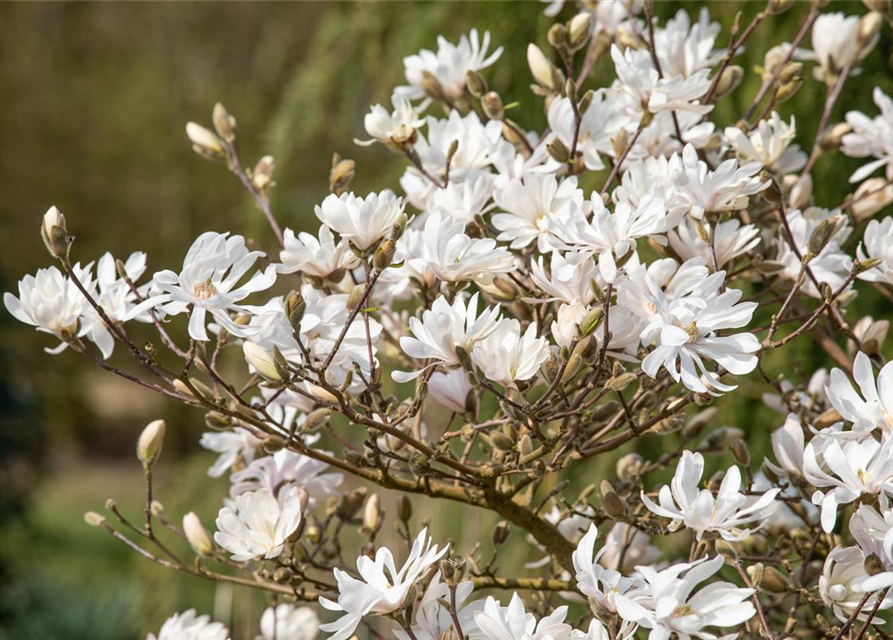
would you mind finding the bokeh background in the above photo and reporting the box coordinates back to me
[0,2,891,638]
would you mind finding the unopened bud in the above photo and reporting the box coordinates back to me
[399,495,412,522]
[373,239,397,271]
[547,24,567,50]
[338,487,368,520]
[761,566,790,592]
[252,155,275,191]
[137,419,166,466]
[774,76,802,104]
[490,431,515,451]
[84,511,106,527]
[212,103,236,142]
[285,290,306,328]
[527,43,563,91]
[712,65,744,101]
[864,0,892,19]
[600,480,625,518]
[819,122,852,153]
[186,122,225,160]
[183,512,214,556]
[730,438,750,467]
[606,372,637,392]
[329,156,356,194]
[858,12,883,52]
[547,137,570,163]
[807,215,844,256]
[580,307,604,337]
[41,206,70,259]
[482,91,504,120]
[466,70,487,98]
[243,342,281,381]
[768,0,794,13]
[747,563,765,587]
[865,553,886,576]
[492,521,510,546]
[347,284,366,312]
[362,494,382,535]
[567,12,592,50]
[715,540,739,563]
[616,453,644,481]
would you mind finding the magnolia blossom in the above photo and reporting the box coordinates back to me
[765,413,808,481]
[819,546,891,623]
[4,263,92,354]
[653,8,724,79]
[127,232,276,341]
[826,351,893,432]
[775,207,852,298]
[319,528,448,640]
[473,593,572,640]
[640,270,760,394]
[670,144,767,221]
[529,251,600,306]
[230,450,343,503]
[428,368,474,413]
[805,430,893,532]
[258,604,319,640]
[599,523,662,575]
[808,12,878,84]
[546,92,626,171]
[357,92,424,147]
[214,488,304,561]
[642,451,780,541]
[278,226,360,281]
[315,190,404,252]
[857,217,893,286]
[397,29,503,102]
[492,174,584,252]
[613,555,756,639]
[725,112,806,175]
[667,218,760,270]
[572,525,640,615]
[394,572,482,640]
[611,45,712,116]
[850,503,893,589]
[843,87,893,183]
[148,610,229,640]
[394,293,501,382]
[200,428,262,477]
[472,319,550,386]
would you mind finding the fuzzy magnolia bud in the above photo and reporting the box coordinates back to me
[760,566,790,593]
[398,495,412,522]
[243,342,281,381]
[492,521,510,546]
[285,290,306,328]
[212,103,236,142]
[329,156,356,194]
[482,91,504,120]
[183,512,214,557]
[41,206,70,260]
[466,70,488,98]
[137,419,166,466]
[252,155,275,191]
[186,122,225,160]
[713,65,744,101]
[373,239,397,271]
[806,215,844,257]
[84,511,106,527]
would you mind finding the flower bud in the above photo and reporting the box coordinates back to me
[616,453,644,481]
[399,495,412,522]
[212,103,236,142]
[715,540,739,563]
[137,419,166,466]
[482,91,504,120]
[580,307,604,337]
[310,384,338,404]
[490,431,515,451]
[252,155,275,191]
[858,12,883,53]
[864,0,892,18]
[337,487,367,520]
[807,215,844,256]
[186,122,225,160]
[329,155,356,194]
[865,553,886,576]
[769,0,794,13]
[347,284,366,313]
[183,512,214,557]
[285,290,306,329]
[302,408,332,433]
[730,438,750,467]
[362,494,382,535]
[373,239,397,271]
[466,70,488,98]
[422,71,447,102]
[492,521,510,546]
[547,137,570,163]
[527,44,563,91]
[606,372,637,392]
[243,342,281,381]
[851,177,893,222]
[712,65,744,101]
[600,480,625,518]
[567,12,592,50]
[84,511,106,527]
[41,206,70,260]
[761,566,790,592]
[819,122,852,153]
[747,563,764,587]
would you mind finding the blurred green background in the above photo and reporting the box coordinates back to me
[0,2,891,639]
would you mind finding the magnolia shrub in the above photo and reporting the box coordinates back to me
[8,1,893,639]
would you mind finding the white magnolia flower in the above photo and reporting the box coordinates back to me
[850,503,893,592]
[319,528,448,640]
[632,110,716,161]
[214,488,304,561]
[819,546,891,623]
[765,413,808,481]
[805,430,893,532]
[551,300,589,350]
[230,449,343,504]
[397,29,503,102]
[472,319,549,387]
[199,429,262,478]
[843,87,893,183]
[425,175,496,224]
[148,610,230,640]
[611,45,712,115]
[258,604,319,640]
[4,263,92,354]
[128,232,277,341]
[278,225,360,281]
[725,112,807,175]
[316,190,404,252]
[776,207,853,299]
[616,257,709,327]
[668,217,760,270]
[572,524,641,615]
[546,92,627,171]
[808,12,878,84]
[613,155,687,225]
[613,555,756,640]
[530,251,600,306]
[670,144,767,221]
[642,450,780,541]
[857,217,893,286]
[394,210,516,288]
[640,270,761,394]
[492,174,584,252]
[826,351,893,431]
[653,8,725,79]
[599,523,662,575]
[428,368,474,414]
[472,593,573,640]
[394,571,482,640]
[357,92,425,147]
[394,293,501,382]
[547,193,667,283]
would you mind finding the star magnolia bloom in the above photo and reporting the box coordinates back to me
[642,450,780,541]
[572,524,642,615]
[214,488,304,561]
[819,546,892,623]
[393,293,501,382]
[147,610,230,640]
[199,428,262,478]
[492,174,584,252]
[428,368,474,414]
[471,319,550,387]
[4,263,92,354]
[653,8,725,79]
[857,217,893,286]
[394,571,482,640]
[725,112,806,175]
[668,217,760,271]
[850,503,893,589]
[613,555,756,640]
[826,351,893,431]
[765,413,808,481]
[259,604,320,640]
[315,190,405,251]
[775,207,852,299]
[599,523,662,575]
[546,92,626,171]
[319,528,448,640]
[230,449,342,503]
[397,29,503,102]
[804,430,893,532]
[808,12,878,84]
[611,45,712,115]
[357,92,425,147]
[670,144,767,221]
[640,270,761,394]
[843,87,893,183]
[472,593,573,640]
[127,232,276,341]
[529,251,600,306]
[278,225,360,281]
